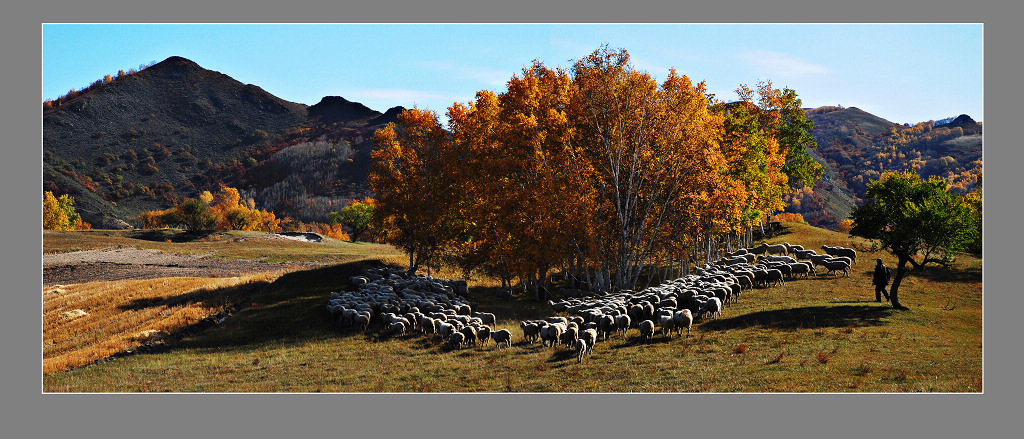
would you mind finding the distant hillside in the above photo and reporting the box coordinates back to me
[788,106,982,230]
[42,56,401,228]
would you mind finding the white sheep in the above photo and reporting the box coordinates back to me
[491,329,513,349]
[788,262,814,279]
[615,314,631,338]
[673,309,693,337]
[353,313,371,332]
[575,339,587,363]
[765,243,788,256]
[704,297,722,320]
[540,324,564,348]
[560,325,580,348]
[520,321,541,344]
[638,320,656,343]
[389,321,407,337]
[476,325,491,346]
[598,314,616,340]
[460,326,478,347]
[821,259,851,277]
[579,328,598,354]
[822,245,857,264]
[659,314,678,337]
[766,268,785,287]
[448,331,466,349]
[473,311,496,327]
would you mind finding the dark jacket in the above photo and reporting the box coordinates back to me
[872,263,891,286]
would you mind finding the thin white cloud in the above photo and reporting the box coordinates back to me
[417,60,511,87]
[737,50,829,78]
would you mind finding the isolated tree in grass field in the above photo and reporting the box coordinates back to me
[162,198,217,233]
[850,171,979,310]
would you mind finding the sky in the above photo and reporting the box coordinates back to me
[42,23,983,126]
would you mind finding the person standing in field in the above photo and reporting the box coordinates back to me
[872,257,891,302]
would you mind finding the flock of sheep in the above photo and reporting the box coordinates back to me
[326,243,858,364]
[325,267,513,350]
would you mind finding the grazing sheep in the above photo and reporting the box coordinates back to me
[615,314,632,338]
[822,245,857,265]
[673,309,693,337]
[560,326,580,348]
[448,331,466,349]
[540,324,564,348]
[520,321,541,344]
[826,256,853,267]
[460,326,478,347]
[793,249,818,260]
[471,312,496,327]
[704,297,722,320]
[575,339,587,363]
[821,259,851,278]
[598,315,616,340]
[476,326,491,346]
[579,329,598,354]
[353,313,371,332]
[628,304,644,327]
[389,321,407,337]
[638,320,656,343]
[788,262,814,279]
[765,268,785,287]
[491,329,513,349]
[765,243,788,256]
[659,314,677,337]
[438,321,458,340]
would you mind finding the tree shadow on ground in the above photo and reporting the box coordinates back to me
[130,229,215,243]
[119,259,400,356]
[698,305,894,332]
[903,265,982,284]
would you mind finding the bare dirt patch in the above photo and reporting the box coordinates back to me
[43,246,313,286]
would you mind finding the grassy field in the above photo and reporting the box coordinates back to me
[43,229,405,265]
[42,223,982,392]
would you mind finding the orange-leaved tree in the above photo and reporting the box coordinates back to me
[370,107,464,274]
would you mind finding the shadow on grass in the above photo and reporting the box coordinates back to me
[903,265,982,284]
[130,229,216,243]
[123,258,402,355]
[698,305,894,332]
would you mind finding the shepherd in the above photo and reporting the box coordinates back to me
[872,258,891,302]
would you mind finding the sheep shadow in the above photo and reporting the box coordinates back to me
[546,348,579,364]
[698,305,894,331]
[605,334,671,349]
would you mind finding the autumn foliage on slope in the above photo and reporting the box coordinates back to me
[370,46,822,295]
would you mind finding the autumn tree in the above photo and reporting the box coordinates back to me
[43,191,85,230]
[329,198,376,242]
[850,171,979,309]
[162,198,217,233]
[369,107,462,274]
[563,47,729,291]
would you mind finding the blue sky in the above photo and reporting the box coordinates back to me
[42,23,983,126]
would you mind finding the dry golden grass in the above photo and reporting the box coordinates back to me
[43,273,279,374]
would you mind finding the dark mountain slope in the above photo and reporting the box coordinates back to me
[43,56,310,227]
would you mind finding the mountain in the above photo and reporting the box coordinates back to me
[790,106,982,229]
[43,56,402,228]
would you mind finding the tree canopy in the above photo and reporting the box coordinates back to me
[368,46,823,295]
[850,170,980,309]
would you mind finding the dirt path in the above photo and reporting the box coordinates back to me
[43,247,314,286]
